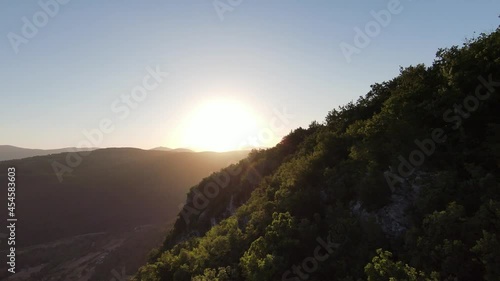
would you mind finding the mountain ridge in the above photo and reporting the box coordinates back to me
[0,145,98,161]
[150,146,194,152]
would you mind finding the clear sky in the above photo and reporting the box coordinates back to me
[1,0,499,151]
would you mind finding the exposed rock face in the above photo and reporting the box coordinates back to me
[227,195,236,215]
[351,172,426,239]
[211,195,237,227]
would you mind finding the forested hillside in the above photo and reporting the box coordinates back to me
[135,27,500,281]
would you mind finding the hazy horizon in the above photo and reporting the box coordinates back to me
[0,143,262,152]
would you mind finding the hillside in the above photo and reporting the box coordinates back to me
[0,148,248,280]
[135,28,500,280]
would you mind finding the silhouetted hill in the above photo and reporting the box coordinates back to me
[0,148,248,246]
[0,145,98,161]
[0,148,248,280]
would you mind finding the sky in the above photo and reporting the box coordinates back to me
[0,0,499,151]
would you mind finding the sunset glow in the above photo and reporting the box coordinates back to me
[181,99,258,152]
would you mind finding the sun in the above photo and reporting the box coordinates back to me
[181,99,259,152]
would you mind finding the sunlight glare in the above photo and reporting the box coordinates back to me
[181,99,258,152]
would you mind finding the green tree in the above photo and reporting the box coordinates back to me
[365,249,438,281]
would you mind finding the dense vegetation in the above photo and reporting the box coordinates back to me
[135,26,500,281]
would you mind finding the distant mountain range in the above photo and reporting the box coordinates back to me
[150,146,194,152]
[0,145,98,161]
[0,145,195,161]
